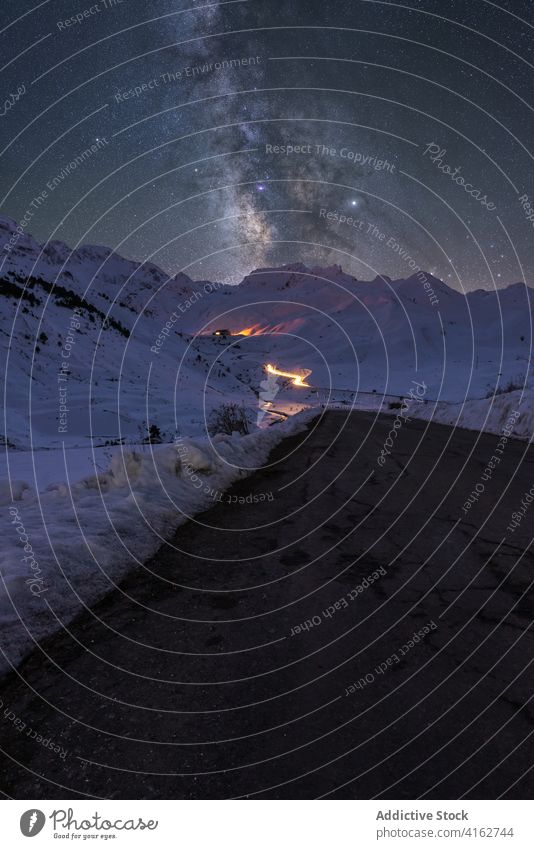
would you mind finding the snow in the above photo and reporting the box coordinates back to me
[2,215,534,676]
[0,445,131,493]
[2,214,533,450]
[0,480,33,506]
[0,411,314,677]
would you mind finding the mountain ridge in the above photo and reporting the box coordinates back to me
[1,215,530,295]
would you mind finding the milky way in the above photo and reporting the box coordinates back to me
[1,0,533,288]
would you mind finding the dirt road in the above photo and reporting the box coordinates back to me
[1,411,533,799]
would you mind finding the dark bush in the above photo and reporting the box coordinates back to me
[208,403,251,436]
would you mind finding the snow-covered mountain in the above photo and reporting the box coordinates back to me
[1,215,533,456]
[1,217,533,676]
[0,216,265,450]
[181,263,534,403]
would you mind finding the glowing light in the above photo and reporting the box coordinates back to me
[234,324,270,336]
[232,318,305,337]
[265,363,311,387]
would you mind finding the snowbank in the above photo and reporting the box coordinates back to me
[0,412,314,678]
[409,389,534,440]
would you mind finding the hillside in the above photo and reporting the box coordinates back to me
[1,216,532,459]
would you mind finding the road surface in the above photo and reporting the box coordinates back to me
[1,410,533,799]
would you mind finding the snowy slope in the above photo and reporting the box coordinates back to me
[180,264,534,402]
[410,388,534,440]
[2,216,533,457]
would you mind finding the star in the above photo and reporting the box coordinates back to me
[2,0,529,290]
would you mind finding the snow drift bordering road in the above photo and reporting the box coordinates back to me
[0,411,315,678]
[409,389,534,441]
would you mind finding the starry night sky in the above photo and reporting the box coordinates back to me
[1,0,533,289]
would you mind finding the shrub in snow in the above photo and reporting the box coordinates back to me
[208,402,251,436]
